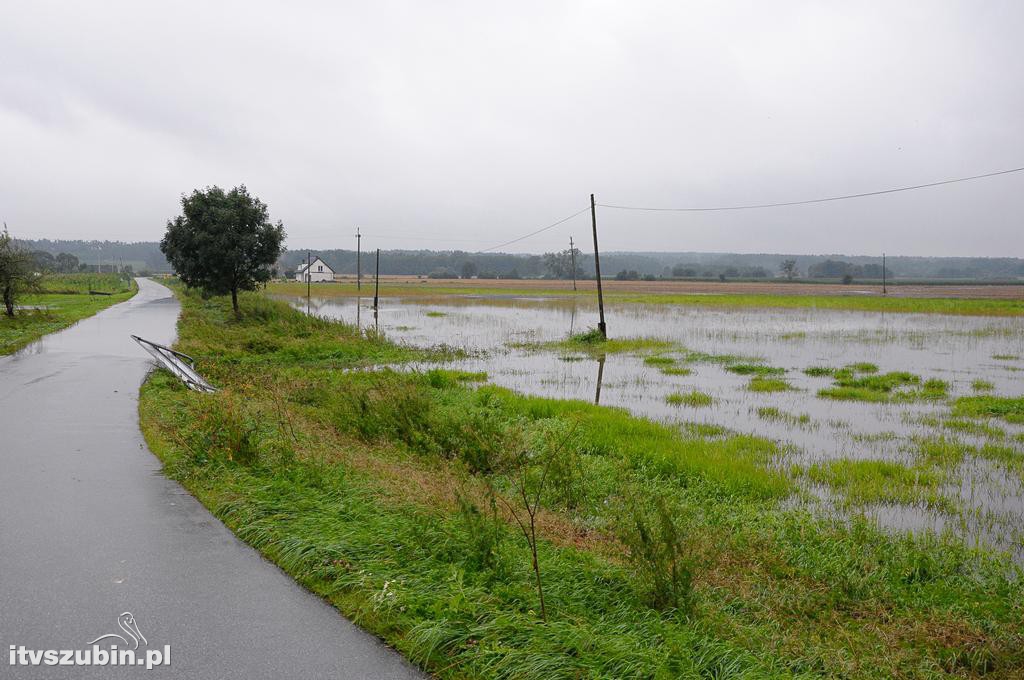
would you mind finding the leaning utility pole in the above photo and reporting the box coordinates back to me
[373,248,380,312]
[882,252,887,295]
[590,194,607,338]
[356,227,362,291]
[569,236,577,291]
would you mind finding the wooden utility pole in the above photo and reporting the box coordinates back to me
[569,236,577,291]
[882,252,887,295]
[590,194,607,338]
[306,250,311,315]
[356,227,362,290]
[373,248,380,312]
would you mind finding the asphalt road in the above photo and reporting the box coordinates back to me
[0,278,423,679]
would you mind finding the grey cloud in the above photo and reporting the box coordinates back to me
[1,0,1022,256]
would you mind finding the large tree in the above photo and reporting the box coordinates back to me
[0,226,39,317]
[56,252,80,273]
[161,186,285,315]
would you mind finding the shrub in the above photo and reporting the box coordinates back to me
[456,494,505,574]
[617,492,695,613]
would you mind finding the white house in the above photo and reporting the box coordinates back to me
[295,256,335,282]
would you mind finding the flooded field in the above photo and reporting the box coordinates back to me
[285,293,1024,557]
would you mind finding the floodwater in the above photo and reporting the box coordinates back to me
[284,293,1024,556]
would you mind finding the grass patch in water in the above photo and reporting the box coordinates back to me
[665,390,714,408]
[756,407,812,427]
[971,379,995,393]
[952,396,1024,424]
[425,369,488,387]
[659,366,692,376]
[425,310,447,317]
[807,459,952,512]
[942,418,1006,440]
[992,354,1019,361]
[725,363,785,376]
[817,371,948,403]
[747,376,793,393]
[519,329,680,358]
[643,355,676,367]
[914,436,973,467]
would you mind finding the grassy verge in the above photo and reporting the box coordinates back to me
[139,287,1024,678]
[0,274,136,355]
[267,281,1024,316]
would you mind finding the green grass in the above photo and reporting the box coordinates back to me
[817,370,948,403]
[846,362,879,374]
[518,330,680,358]
[806,459,953,512]
[747,376,792,393]
[137,286,1024,678]
[665,390,714,408]
[0,274,136,355]
[425,310,448,317]
[972,379,996,393]
[659,366,692,376]
[756,407,812,428]
[642,355,675,366]
[267,281,1024,317]
[725,363,785,376]
[942,418,1006,440]
[952,396,1024,424]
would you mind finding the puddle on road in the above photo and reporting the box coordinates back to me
[282,293,1024,557]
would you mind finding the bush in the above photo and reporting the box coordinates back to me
[456,494,506,574]
[617,492,696,613]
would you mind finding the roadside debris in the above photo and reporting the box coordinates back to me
[131,335,217,393]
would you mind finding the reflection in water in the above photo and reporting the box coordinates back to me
[281,292,1024,556]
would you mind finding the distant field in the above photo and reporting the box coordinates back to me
[0,274,137,355]
[268,277,1024,316]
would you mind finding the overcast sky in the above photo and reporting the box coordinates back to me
[2,1,1022,257]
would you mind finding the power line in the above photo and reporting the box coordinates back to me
[289,233,493,244]
[597,165,1024,212]
[480,206,591,252]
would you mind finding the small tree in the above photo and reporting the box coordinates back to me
[780,259,798,280]
[0,227,39,317]
[160,186,285,315]
[491,423,577,622]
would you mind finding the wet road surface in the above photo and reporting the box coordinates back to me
[0,279,422,679]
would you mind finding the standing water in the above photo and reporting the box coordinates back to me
[283,293,1024,556]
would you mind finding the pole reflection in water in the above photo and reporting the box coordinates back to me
[594,355,605,405]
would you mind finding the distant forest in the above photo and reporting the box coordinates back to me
[16,238,1024,282]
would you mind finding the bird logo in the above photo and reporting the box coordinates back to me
[87,612,148,650]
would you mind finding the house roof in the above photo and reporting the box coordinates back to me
[296,256,334,273]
